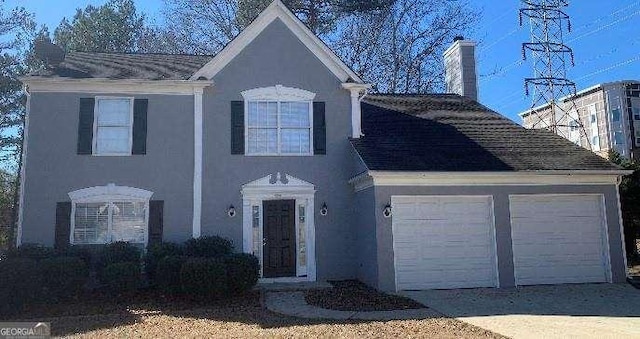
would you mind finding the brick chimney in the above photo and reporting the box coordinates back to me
[444,36,478,100]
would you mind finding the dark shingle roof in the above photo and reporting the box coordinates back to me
[29,52,213,80]
[352,94,619,172]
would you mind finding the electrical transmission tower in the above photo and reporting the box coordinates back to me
[520,0,590,147]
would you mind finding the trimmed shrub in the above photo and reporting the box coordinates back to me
[101,262,141,293]
[156,255,189,294]
[7,243,55,260]
[183,236,233,258]
[225,253,260,294]
[0,258,42,312]
[97,241,141,267]
[145,242,183,279]
[55,245,93,268]
[40,256,89,300]
[180,258,227,298]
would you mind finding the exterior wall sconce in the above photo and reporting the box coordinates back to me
[227,205,236,218]
[320,202,328,216]
[383,204,392,218]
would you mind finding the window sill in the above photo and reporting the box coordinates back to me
[244,153,315,157]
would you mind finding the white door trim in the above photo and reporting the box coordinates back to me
[241,173,316,282]
[508,193,612,286]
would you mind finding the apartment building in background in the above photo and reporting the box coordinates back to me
[520,80,640,160]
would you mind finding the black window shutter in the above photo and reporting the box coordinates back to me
[132,99,148,155]
[231,101,245,154]
[148,200,164,246]
[313,102,326,155]
[77,98,95,155]
[55,202,72,249]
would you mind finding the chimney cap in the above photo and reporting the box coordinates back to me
[453,35,465,42]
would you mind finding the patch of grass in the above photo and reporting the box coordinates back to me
[305,280,426,312]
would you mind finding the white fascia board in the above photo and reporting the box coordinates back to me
[190,0,363,83]
[350,170,632,192]
[21,77,212,95]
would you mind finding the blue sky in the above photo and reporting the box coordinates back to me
[6,0,640,122]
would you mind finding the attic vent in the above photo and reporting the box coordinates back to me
[34,39,65,68]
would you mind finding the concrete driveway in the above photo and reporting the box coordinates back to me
[402,283,640,339]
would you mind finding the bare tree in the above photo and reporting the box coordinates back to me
[158,0,242,55]
[154,0,477,92]
[332,0,478,93]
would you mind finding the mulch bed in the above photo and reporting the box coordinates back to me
[305,280,426,312]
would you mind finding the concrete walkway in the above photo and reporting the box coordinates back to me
[402,283,640,339]
[265,291,439,320]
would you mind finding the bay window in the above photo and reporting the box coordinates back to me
[69,184,152,245]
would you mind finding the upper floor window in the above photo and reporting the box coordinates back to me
[611,108,621,122]
[94,97,134,155]
[242,85,315,156]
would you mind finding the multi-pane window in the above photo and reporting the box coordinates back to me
[614,131,625,145]
[73,201,147,244]
[611,108,621,122]
[247,101,311,155]
[94,98,133,155]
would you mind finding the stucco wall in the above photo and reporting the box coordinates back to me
[354,187,378,287]
[22,92,195,245]
[201,18,357,280]
[373,184,626,291]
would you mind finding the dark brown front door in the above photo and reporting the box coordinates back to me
[263,200,296,278]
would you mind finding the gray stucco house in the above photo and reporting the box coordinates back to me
[18,1,630,291]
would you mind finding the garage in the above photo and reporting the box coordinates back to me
[392,196,498,290]
[510,194,610,286]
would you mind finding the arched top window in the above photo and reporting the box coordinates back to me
[241,85,315,156]
[68,184,153,245]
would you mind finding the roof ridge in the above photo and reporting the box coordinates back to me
[68,51,215,58]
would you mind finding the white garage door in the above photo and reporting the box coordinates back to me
[510,194,610,286]
[392,196,498,291]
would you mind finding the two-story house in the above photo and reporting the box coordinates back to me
[18,0,630,291]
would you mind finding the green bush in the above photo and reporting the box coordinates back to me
[225,253,260,294]
[156,255,189,294]
[7,243,55,260]
[97,241,141,267]
[55,245,93,268]
[40,256,88,300]
[180,258,227,298]
[183,236,233,258]
[0,258,42,312]
[101,262,141,293]
[145,242,183,279]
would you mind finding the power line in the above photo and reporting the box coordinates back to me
[480,1,640,82]
[567,9,640,43]
[573,54,640,81]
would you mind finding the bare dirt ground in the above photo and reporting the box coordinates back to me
[7,291,503,338]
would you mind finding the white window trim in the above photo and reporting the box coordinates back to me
[68,184,153,245]
[242,85,315,156]
[241,173,316,282]
[92,96,135,156]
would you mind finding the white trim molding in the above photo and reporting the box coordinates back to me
[192,88,204,238]
[350,170,633,192]
[242,85,316,102]
[342,83,371,138]
[242,85,315,156]
[20,77,212,95]
[241,172,317,281]
[69,183,153,203]
[16,86,31,247]
[190,0,363,83]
